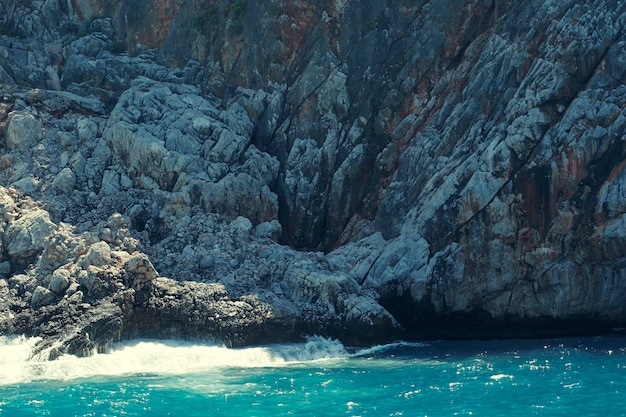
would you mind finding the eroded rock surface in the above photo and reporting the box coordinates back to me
[1,0,625,357]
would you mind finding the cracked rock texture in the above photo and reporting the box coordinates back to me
[1,0,625,357]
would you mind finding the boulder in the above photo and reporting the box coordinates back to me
[124,253,158,292]
[4,111,43,150]
[49,268,70,295]
[4,209,57,263]
[253,220,282,241]
[51,167,76,194]
[78,241,112,269]
[31,285,55,308]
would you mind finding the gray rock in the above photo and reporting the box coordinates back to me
[49,268,70,295]
[327,232,386,284]
[103,77,280,224]
[0,188,17,221]
[4,209,57,262]
[0,261,10,278]
[124,253,157,292]
[31,285,55,308]
[4,111,43,150]
[230,216,253,236]
[363,234,430,296]
[99,170,120,196]
[2,0,626,356]
[27,89,105,115]
[51,167,76,194]
[253,220,282,241]
[12,176,39,194]
[78,241,112,269]
[77,118,99,143]
[208,128,250,164]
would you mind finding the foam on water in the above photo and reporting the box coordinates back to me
[0,335,353,385]
[0,335,44,385]
[351,340,426,357]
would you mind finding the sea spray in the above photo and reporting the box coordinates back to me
[0,335,43,386]
[0,335,352,385]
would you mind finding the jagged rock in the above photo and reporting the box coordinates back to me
[1,0,626,357]
[31,285,56,308]
[362,234,431,299]
[327,232,386,283]
[4,209,57,264]
[99,169,120,196]
[122,277,278,347]
[0,278,15,333]
[0,187,17,222]
[104,76,280,224]
[230,216,253,237]
[123,253,157,293]
[77,264,123,300]
[208,127,250,164]
[12,177,40,194]
[24,88,105,115]
[76,118,99,143]
[341,294,400,340]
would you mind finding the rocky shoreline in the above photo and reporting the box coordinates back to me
[1,0,626,359]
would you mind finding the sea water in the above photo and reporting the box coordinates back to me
[1,334,625,416]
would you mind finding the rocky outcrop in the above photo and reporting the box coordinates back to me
[103,76,279,224]
[1,0,625,357]
[0,184,398,357]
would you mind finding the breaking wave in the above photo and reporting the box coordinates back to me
[0,335,379,385]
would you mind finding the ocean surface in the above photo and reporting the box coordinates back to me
[1,334,625,416]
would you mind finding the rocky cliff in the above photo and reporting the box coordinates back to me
[1,0,625,358]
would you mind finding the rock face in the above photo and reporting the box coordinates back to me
[1,0,625,357]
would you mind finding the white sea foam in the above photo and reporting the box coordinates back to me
[490,373,514,381]
[0,335,44,385]
[352,341,426,358]
[0,335,353,385]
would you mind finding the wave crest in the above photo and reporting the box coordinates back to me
[0,335,352,385]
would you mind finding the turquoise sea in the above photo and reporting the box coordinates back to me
[1,334,625,416]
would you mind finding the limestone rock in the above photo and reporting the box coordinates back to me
[24,89,105,115]
[51,167,76,194]
[1,0,626,355]
[4,111,43,150]
[49,268,70,295]
[104,77,280,224]
[253,220,282,241]
[78,241,112,269]
[0,187,17,222]
[31,285,55,308]
[363,234,431,299]
[4,209,57,263]
[124,253,158,292]
[12,177,39,194]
